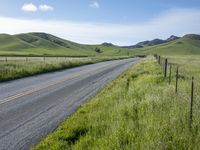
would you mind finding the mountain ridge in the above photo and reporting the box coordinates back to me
[123,35,180,49]
[132,33,200,55]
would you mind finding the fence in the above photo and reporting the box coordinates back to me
[154,54,198,130]
[0,56,84,62]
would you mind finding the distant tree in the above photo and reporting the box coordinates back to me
[102,42,113,46]
[95,48,102,53]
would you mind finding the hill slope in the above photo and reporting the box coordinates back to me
[0,34,34,51]
[1,33,200,56]
[133,34,200,55]
[0,33,133,57]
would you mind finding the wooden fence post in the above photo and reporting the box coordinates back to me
[169,64,172,84]
[164,59,168,79]
[189,77,194,129]
[158,56,161,65]
[162,59,165,75]
[175,66,179,93]
[163,60,164,76]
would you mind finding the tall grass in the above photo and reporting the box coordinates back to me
[0,56,131,82]
[33,56,200,150]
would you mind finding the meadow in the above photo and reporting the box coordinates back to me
[0,56,132,82]
[33,55,200,150]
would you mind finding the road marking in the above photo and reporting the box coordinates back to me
[0,60,127,105]
[0,75,78,105]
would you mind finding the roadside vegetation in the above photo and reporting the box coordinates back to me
[33,56,200,150]
[0,56,132,82]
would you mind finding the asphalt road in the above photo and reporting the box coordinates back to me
[0,57,140,150]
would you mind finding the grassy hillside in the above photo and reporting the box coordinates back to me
[0,34,33,51]
[133,34,200,55]
[1,33,200,56]
[0,33,134,57]
[33,56,200,150]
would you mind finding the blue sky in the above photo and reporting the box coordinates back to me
[0,0,200,45]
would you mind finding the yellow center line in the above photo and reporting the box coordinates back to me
[0,62,118,105]
[0,74,78,105]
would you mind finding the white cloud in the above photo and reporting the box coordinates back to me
[21,3,37,12]
[90,1,100,8]
[39,5,54,12]
[1,8,200,45]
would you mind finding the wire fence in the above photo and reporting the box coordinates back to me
[154,54,200,130]
[0,56,85,63]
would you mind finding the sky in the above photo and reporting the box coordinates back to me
[0,0,200,45]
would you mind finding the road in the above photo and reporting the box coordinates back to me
[0,57,140,150]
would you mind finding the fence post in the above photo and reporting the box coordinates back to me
[169,64,172,84]
[162,60,164,76]
[158,56,161,65]
[175,66,179,93]
[164,59,168,79]
[162,59,165,75]
[5,57,7,62]
[189,77,194,129]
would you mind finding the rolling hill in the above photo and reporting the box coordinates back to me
[0,32,200,56]
[132,34,200,55]
[0,33,133,57]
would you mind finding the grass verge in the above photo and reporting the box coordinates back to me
[0,56,132,82]
[33,56,200,150]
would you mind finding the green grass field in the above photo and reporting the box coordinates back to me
[0,56,132,82]
[33,56,200,150]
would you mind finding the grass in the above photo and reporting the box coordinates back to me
[0,56,133,82]
[33,56,200,150]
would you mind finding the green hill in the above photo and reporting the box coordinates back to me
[133,34,200,55]
[0,34,34,51]
[0,33,133,57]
[1,32,200,56]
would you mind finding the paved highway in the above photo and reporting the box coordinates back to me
[0,58,140,150]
